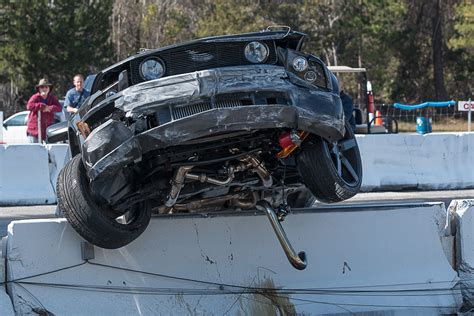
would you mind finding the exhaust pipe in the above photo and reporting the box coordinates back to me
[256,200,307,270]
[241,155,272,188]
[165,166,194,208]
[186,172,234,186]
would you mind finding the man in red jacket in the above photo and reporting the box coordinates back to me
[26,78,62,143]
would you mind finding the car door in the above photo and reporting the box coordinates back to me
[3,112,29,144]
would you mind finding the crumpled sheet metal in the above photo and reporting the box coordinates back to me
[116,65,317,117]
[82,119,140,177]
[85,105,340,181]
[86,65,344,180]
[116,73,201,115]
[138,104,342,149]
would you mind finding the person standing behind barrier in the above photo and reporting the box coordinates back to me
[64,74,90,115]
[340,90,356,130]
[26,78,62,143]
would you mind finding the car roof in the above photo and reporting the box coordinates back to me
[4,111,29,121]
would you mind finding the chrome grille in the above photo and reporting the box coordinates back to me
[170,93,290,121]
[172,102,212,120]
[215,99,243,109]
[172,99,247,120]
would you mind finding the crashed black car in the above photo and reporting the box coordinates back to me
[57,29,362,250]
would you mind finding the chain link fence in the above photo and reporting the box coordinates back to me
[373,103,470,133]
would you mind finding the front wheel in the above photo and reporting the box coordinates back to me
[296,121,362,203]
[57,155,152,249]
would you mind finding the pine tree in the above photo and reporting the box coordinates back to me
[0,0,113,108]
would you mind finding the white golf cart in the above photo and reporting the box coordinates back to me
[328,66,397,134]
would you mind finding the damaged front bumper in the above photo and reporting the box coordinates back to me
[80,65,344,181]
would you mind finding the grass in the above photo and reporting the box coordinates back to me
[395,118,471,133]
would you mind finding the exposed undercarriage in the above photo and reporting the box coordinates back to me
[109,129,307,215]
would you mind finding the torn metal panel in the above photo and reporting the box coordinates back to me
[82,119,140,171]
[84,105,341,182]
[115,72,202,114]
[114,65,338,118]
[83,66,343,181]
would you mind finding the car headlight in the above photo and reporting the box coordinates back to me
[244,41,269,63]
[304,71,317,83]
[139,57,165,80]
[288,52,328,89]
[292,56,308,72]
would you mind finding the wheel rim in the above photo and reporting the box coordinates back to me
[103,203,144,226]
[324,128,361,186]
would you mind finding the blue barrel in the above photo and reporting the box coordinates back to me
[416,117,432,134]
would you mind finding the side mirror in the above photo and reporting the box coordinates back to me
[46,121,68,143]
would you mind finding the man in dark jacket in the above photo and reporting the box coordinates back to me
[26,78,62,143]
[340,90,356,131]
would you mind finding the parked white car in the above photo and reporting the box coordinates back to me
[1,111,29,144]
[1,106,65,144]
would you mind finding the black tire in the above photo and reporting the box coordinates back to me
[57,155,151,249]
[286,189,316,208]
[296,121,362,203]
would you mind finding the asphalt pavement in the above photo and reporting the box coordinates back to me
[1,189,473,237]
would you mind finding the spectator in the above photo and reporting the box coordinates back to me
[340,90,356,131]
[64,74,90,114]
[26,78,62,143]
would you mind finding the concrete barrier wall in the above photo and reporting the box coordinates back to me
[46,144,70,193]
[0,240,14,316]
[4,203,461,315]
[0,133,472,205]
[0,144,69,205]
[449,199,474,313]
[0,144,56,205]
[357,132,474,191]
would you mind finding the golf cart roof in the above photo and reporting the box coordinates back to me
[328,66,366,73]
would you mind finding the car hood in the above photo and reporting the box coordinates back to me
[91,30,307,94]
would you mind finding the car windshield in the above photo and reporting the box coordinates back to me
[84,74,96,91]
[5,113,27,126]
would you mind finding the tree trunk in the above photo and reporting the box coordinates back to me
[432,0,448,101]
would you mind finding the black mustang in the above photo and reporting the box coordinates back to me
[56,29,362,251]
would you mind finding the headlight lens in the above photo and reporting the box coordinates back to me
[139,58,165,80]
[244,41,269,63]
[304,71,317,83]
[292,56,308,72]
